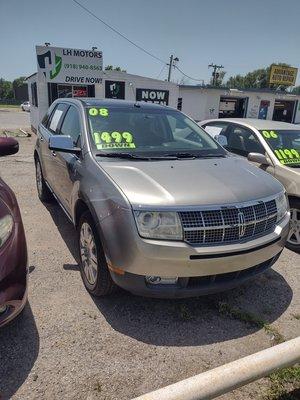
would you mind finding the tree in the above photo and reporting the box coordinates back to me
[210,70,226,87]
[0,78,14,99]
[105,65,126,72]
[226,64,291,91]
[13,76,26,87]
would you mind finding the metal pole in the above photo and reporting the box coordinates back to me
[167,55,174,82]
[132,336,300,400]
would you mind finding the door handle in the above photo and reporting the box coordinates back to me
[51,150,57,157]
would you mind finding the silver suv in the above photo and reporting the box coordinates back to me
[34,99,289,298]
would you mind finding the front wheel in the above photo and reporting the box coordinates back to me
[286,198,300,253]
[78,211,117,296]
[35,158,53,202]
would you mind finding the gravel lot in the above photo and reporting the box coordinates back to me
[0,108,30,130]
[0,111,299,400]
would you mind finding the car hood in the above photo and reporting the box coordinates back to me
[100,157,283,208]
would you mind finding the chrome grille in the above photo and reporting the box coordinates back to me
[180,199,277,246]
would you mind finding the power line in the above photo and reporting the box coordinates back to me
[156,64,167,79]
[174,65,205,84]
[71,0,167,65]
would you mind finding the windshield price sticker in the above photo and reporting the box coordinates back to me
[262,130,278,139]
[89,108,109,117]
[93,131,136,149]
[274,148,300,164]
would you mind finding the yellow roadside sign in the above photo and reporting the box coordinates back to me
[269,65,298,86]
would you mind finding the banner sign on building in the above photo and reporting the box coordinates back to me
[36,46,103,84]
[269,65,298,86]
[136,88,169,105]
[105,81,125,99]
[258,100,270,120]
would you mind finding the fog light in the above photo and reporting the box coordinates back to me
[145,276,178,285]
[0,305,8,315]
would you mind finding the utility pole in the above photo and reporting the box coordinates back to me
[167,55,179,82]
[167,55,174,82]
[208,63,224,86]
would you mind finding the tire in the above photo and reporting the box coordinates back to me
[78,211,117,296]
[35,158,53,202]
[286,198,300,253]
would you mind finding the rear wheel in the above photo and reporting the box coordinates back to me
[35,158,52,202]
[286,198,300,253]
[78,211,117,296]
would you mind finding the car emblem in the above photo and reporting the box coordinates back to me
[238,211,246,237]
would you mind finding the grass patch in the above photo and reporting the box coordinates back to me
[0,104,20,108]
[172,303,195,321]
[264,365,300,399]
[217,302,285,344]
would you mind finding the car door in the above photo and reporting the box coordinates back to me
[38,103,69,190]
[225,123,275,174]
[51,104,83,214]
[225,124,265,157]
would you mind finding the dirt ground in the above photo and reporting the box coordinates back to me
[0,114,299,400]
[0,107,30,130]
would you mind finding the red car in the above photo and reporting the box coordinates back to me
[0,137,28,327]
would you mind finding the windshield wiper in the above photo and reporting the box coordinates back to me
[163,152,226,159]
[198,153,227,158]
[163,152,198,159]
[96,152,177,160]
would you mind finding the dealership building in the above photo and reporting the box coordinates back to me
[27,45,300,131]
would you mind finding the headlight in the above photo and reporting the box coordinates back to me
[0,214,14,247]
[275,192,288,222]
[134,211,183,240]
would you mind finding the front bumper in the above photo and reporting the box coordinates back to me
[102,212,289,298]
[111,252,282,298]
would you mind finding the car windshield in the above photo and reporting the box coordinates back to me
[86,106,226,158]
[259,129,300,166]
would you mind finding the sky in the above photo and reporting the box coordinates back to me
[0,0,299,85]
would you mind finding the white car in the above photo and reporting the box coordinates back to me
[199,118,300,253]
[21,101,30,112]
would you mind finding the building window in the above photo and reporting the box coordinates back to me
[177,97,183,110]
[31,82,38,107]
[57,84,88,98]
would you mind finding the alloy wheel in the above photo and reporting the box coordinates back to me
[80,222,98,285]
[287,208,300,246]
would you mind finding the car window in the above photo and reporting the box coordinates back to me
[86,107,226,157]
[60,105,81,144]
[202,122,230,138]
[48,103,68,133]
[226,125,265,157]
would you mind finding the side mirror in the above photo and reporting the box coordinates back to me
[0,137,19,157]
[49,135,81,155]
[247,152,270,166]
[214,134,228,147]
